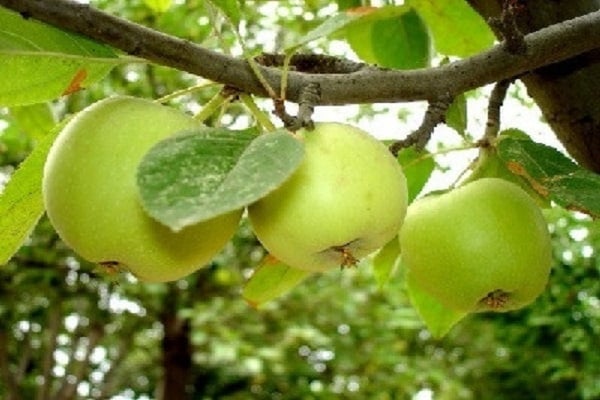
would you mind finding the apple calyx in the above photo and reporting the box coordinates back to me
[479,289,511,310]
[331,244,359,269]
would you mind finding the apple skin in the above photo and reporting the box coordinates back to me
[399,177,552,313]
[248,122,408,272]
[43,96,242,282]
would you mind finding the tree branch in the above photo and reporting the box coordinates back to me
[1,0,600,105]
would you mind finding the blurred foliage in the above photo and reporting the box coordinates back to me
[1,0,599,399]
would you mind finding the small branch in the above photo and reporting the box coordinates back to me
[273,83,321,131]
[1,0,600,105]
[482,79,514,142]
[390,93,454,155]
[255,52,369,74]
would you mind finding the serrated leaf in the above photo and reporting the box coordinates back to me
[372,238,401,288]
[0,7,118,106]
[243,255,312,307]
[143,0,173,13]
[138,128,304,231]
[408,0,494,57]
[406,270,467,338]
[0,120,64,265]
[397,147,435,203]
[496,136,600,217]
[346,7,430,69]
[445,92,467,136]
[206,0,241,26]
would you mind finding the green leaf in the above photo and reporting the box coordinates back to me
[137,128,304,231]
[243,256,312,308]
[445,92,467,136]
[346,8,430,69]
[408,0,494,57]
[0,120,64,265]
[206,0,241,27]
[9,103,56,142]
[335,0,363,11]
[397,147,435,203]
[143,0,173,13]
[406,270,467,338]
[286,12,361,52]
[0,7,119,106]
[496,136,600,217]
[372,238,401,289]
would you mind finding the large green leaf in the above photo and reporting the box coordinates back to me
[9,103,56,142]
[243,256,313,308]
[0,120,63,265]
[346,8,431,69]
[408,0,494,57]
[496,135,600,217]
[137,128,304,231]
[0,7,119,106]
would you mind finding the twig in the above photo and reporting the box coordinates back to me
[389,93,454,155]
[482,79,514,143]
[273,83,321,131]
[489,0,527,54]
[255,52,369,74]
[1,0,599,105]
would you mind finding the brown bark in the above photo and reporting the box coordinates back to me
[468,0,600,172]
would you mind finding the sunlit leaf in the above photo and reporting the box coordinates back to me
[406,270,467,338]
[0,7,119,106]
[143,0,173,13]
[243,256,312,307]
[372,238,401,288]
[0,119,64,265]
[397,147,435,203]
[408,0,494,56]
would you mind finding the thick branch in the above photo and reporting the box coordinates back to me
[1,0,600,105]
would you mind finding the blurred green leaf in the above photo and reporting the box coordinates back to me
[9,103,56,142]
[0,7,119,106]
[397,147,435,203]
[143,0,173,13]
[243,256,312,307]
[408,0,494,56]
[137,128,304,231]
[207,0,241,27]
[372,238,401,288]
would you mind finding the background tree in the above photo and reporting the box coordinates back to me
[0,0,599,399]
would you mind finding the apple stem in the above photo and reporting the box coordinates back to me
[480,289,510,309]
[332,245,359,269]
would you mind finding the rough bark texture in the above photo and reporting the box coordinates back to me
[469,0,600,172]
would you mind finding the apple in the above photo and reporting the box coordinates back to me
[248,122,408,272]
[399,177,552,312]
[43,96,242,282]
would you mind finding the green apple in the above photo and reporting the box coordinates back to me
[400,177,552,312]
[43,96,242,282]
[248,122,408,272]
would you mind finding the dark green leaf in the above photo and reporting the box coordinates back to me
[408,0,494,56]
[372,238,401,288]
[335,0,362,11]
[397,147,435,203]
[137,128,304,231]
[497,136,600,217]
[243,256,312,307]
[346,8,431,69]
[0,7,119,106]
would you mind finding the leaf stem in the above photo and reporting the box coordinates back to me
[240,94,276,132]
[193,90,228,123]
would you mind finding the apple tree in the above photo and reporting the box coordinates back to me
[0,0,600,399]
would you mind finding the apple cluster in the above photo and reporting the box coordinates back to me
[43,96,552,315]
